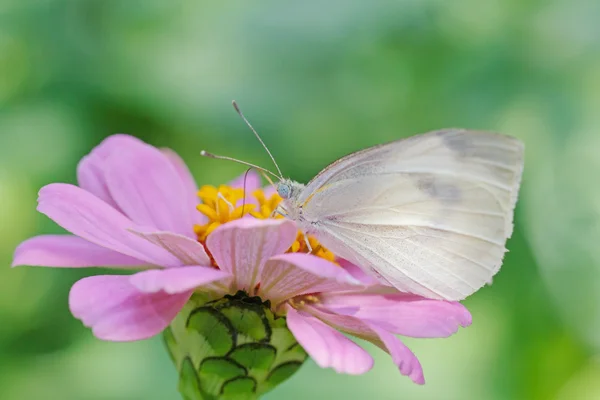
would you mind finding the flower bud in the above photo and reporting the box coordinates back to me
[165,291,307,399]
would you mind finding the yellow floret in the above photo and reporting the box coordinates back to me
[193,184,336,263]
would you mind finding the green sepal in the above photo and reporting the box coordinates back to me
[178,357,204,400]
[166,291,307,399]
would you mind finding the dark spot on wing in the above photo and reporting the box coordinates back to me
[417,174,461,203]
[438,130,473,157]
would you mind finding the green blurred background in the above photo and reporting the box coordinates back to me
[1,0,599,399]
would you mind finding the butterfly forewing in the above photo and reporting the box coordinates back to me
[299,129,524,301]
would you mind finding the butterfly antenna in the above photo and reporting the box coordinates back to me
[200,151,282,180]
[232,100,284,179]
[241,167,252,216]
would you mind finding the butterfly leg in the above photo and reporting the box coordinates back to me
[271,205,288,218]
[270,210,282,218]
[217,192,235,212]
[303,232,313,253]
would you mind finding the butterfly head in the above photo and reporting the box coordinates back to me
[277,181,291,199]
[276,179,305,219]
[277,179,300,200]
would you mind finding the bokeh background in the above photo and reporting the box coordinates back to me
[1,0,600,399]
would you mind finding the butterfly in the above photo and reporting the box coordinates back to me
[202,102,524,301]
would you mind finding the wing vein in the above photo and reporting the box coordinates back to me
[404,237,479,289]
[323,204,505,220]
[325,224,450,298]
[327,220,505,246]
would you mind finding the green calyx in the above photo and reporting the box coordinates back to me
[165,291,307,400]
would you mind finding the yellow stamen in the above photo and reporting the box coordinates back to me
[204,222,221,237]
[291,241,300,253]
[193,184,337,263]
[253,189,266,205]
[231,205,253,220]
[217,197,230,221]
[196,204,218,221]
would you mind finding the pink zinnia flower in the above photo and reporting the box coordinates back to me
[12,134,471,393]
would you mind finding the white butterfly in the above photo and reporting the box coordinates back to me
[203,103,524,301]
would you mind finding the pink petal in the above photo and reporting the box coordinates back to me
[37,183,181,267]
[69,275,190,341]
[206,218,297,291]
[77,134,146,210]
[85,134,146,159]
[161,148,203,225]
[260,253,363,306]
[104,140,195,237]
[228,169,262,192]
[129,230,211,266]
[12,235,146,268]
[130,266,231,294]
[320,293,472,338]
[286,306,373,375]
[367,323,425,385]
[305,305,424,384]
[337,258,379,285]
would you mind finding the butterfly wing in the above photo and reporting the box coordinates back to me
[300,129,524,300]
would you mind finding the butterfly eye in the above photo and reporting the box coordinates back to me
[277,183,292,199]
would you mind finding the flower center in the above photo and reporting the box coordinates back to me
[193,184,336,263]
